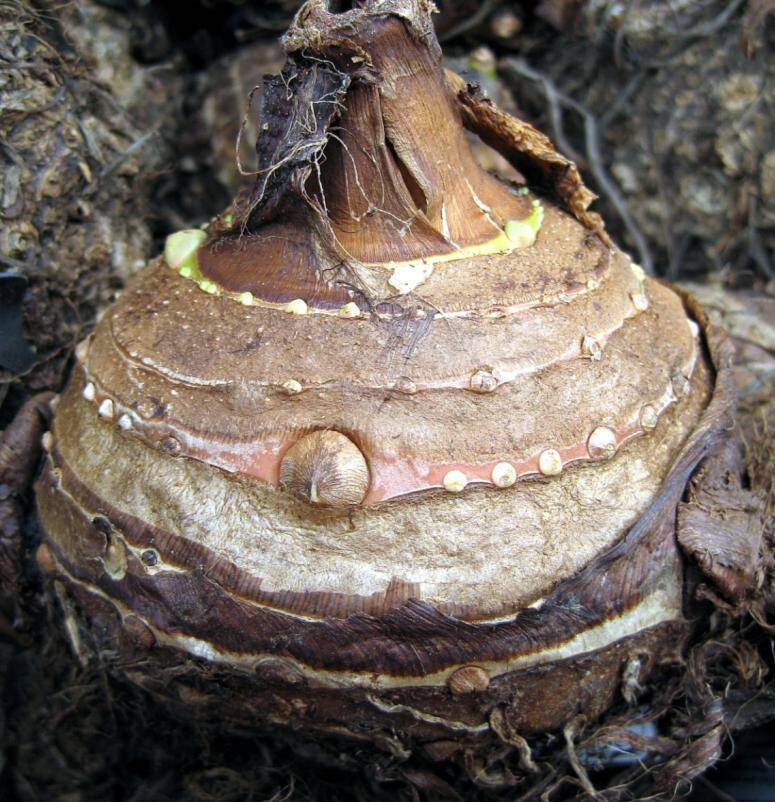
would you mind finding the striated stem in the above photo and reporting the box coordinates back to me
[199,0,536,304]
[300,9,529,261]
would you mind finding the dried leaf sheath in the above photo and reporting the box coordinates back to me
[34,0,749,748]
[445,68,609,242]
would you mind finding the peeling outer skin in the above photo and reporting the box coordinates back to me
[0,393,55,497]
[203,1,606,311]
[445,69,609,245]
[678,437,765,605]
[208,3,541,307]
[675,290,765,606]
[36,309,734,683]
[49,574,691,739]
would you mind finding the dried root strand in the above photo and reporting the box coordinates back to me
[1,392,54,604]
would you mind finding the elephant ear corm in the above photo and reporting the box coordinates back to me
[36,0,756,757]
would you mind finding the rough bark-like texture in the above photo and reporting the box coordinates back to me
[0,1,164,395]
[678,282,775,614]
[678,437,764,603]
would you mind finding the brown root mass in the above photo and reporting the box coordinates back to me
[505,0,774,280]
[0,1,167,397]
